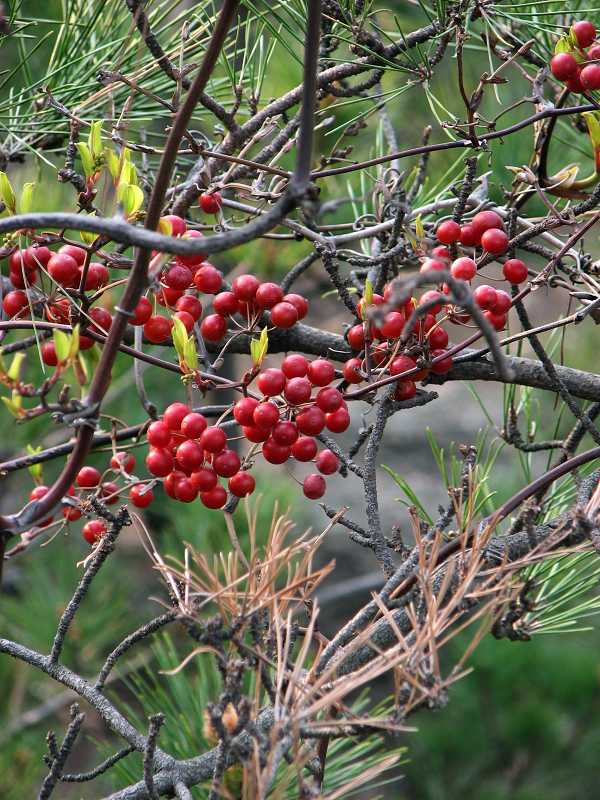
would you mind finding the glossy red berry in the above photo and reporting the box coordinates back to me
[30,485,49,501]
[262,438,291,464]
[389,354,417,377]
[295,405,326,435]
[232,274,260,301]
[144,315,172,343]
[394,379,417,401]
[315,449,339,475]
[270,302,298,329]
[480,228,509,256]
[175,295,202,321]
[470,210,503,239]
[164,470,186,499]
[175,310,195,332]
[147,420,171,448]
[164,263,193,290]
[503,258,528,284]
[146,448,174,477]
[573,20,596,47]
[48,253,79,287]
[58,244,86,264]
[212,291,239,316]
[255,282,284,309]
[101,481,119,505]
[82,519,107,545]
[193,264,223,294]
[190,467,218,492]
[228,472,255,497]
[130,298,151,328]
[233,397,259,426]
[110,452,136,473]
[76,466,101,488]
[181,412,207,439]
[3,290,28,317]
[473,284,498,310]
[459,225,478,247]
[436,220,461,244]
[176,440,204,472]
[200,426,227,453]
[284,377,312,405]
[550,52,579,81]
[430,349,453,374]
[282,293,308,319]
[253,401,280,430]
[566,70,585,93]
[89,307,112,335]
[176,230,206,268]
[492,289,511,315]
[129,483,154,508]
[451,257,477,281]
[303,474,326,500]
[82,262,109,290]
[347,324,366,350]
[419,289,444,316]
[428,326,449,349]
[380,311,405,339]
[41,341,58,366]
[272,421,299,446]
[588,43,600,60]
[174,478,198,503]
[484,310,507,331]
[343,357,363,384]
[200,485,227,509]
[420,258,446,275]
[162,214,187,236]
[63,505,82,521]
[213,449,241,478]
[581,63,600,90]
[242,425,270,443]
[291,436,317,461]
[325,406,350,433]
[316,387,343,413]
[199,191,222,214]
[200,314,227,341]
[307,359,335,386]
[282,353,309,378]
[156,286,183,308]
[163,402,190,431]
[257,368,286,396]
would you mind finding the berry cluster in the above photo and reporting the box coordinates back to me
[550,20,600,91]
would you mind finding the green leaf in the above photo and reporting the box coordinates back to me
[7,352,25,381]
[0,171,16,213]
[20,182,35,214]
[117,183,144,217]
[554,35,572,55]
[414,213,425,240]
[171,316,188,360]
[76,142,94,178]
[69,324,80,359]
[87,120,103,159]
[26,444,43,482]
[183,336,198,371]
[250,326,268,366]
[2,390,23,418]
[104,147,120,179]
[363,278,374,306]
[158,217,173,236]
[53,329,71,362]
[80,215,99,245]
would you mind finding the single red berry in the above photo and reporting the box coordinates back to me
[480,228,509,256]
[176,294,202,320]
[48,253,79,287]
[343,357,363,384]
[233,397,259,426]
[30,485,49,501]
[303,474,326,500]
[156,286,183,308]
[181,412,207,439]
[473,284,498,310]
[282,354,309,378]
[284,377,312,405]
[212,291,239,316]
[588,43,600,60]
[291,436,317,461]
[200,313,227,341]
[272,420,299,446]
[147,420,171,448]
[164,402,190,431]
[262,438,291,464]
[550,52,579,81]
[79,335,95,351]
[257,368,286,396]
[325,406,350,433]
[176,440,204,472]
[199,191,223,214]
[129,483,154,508]
[451,257,477,281]
[484,310,507,331]
[175,310,195,332]
[89,307,113,335]
[193,264,223,294]
[190,467,218,492]
[253,401,280,430]
[213,449,241,477]
[307,358,335,387]
[389,354,417,377]
[430,349,453,374]
[146,448,174,477]
[315,449,339,475]
[144,315,172,343]
[82,262,110,290]
[174,478,197,503]
[573,20,596,47]
[164,263,193,290]
[580,62,600,89]
[200,485,227,509]
[41,341,58,366]
[82,519,107,545]
[162,214,187,236]
[131,297,152,326]
[436,220,461,244]
[58,244,86,265]
[110,452,136,473]
[282,293,308,319]
[459,225,478,247]
[3,290,28,317]
[228,471,255,497]
[176,229,206,268]
[63,505,82,521]
[295,405,326,435]
[420,258,446,275]
[101,481,119,505]
[428,326,449,349]
[255,282,284,309]
[232,274,260,301]
[380,311,405,339]
[270,301,298,329]
[76,466,101,488]
[347,324,366,350]
[200,426,227,453]
[431,246,450,260]
[242,424,271,443]
[492,289,511,315]
[394,380,417,401]
[316,387,343,413]
[503,258,528,284]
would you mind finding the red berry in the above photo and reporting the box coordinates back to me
[431,246,450,260]
[255,282,284,309]
[144,315,172,343]
[110,452,136,473]
[436,220,461,244]
[164,402,190,431]
[200,426,227,453]
[232,274,260,301]
[193,264,223,294]
[389,354,417,377]
[82,519,107,545]
[282,354,309,378]
[284,377,312,405]
[129,484,154,508]
[58,244,86,265]
[588,44,600,60]
[459,225,478,247]
[233,397,259,426]
[176,440,204,472]
[343,357,363,384]
[164,470,186,499]
[199,191,222,214]
[213,449,241,477]
[282,293,308,320]
[270,302,298,329]
[190,467,218,492]
[146,448,174,477]
[580,63,600,90]
[63,505,82,521]
[307,358,335,387]
[174,478,197,503]
[492,289,511,315]
[272,421,299,446]
[3,290,28,317]
[295,405,326,435]
[147,420,171,448]
[175,310,195,332]
[9,266,36,288]
[176,230,206,268]
[262,438,291,464]
[29,485,49,501]
[181,412,207,439]
[253,401,280,430]
[315,449,339,475]
[212,291,239,316]
[48,253,79,287]
[573,20,596,48]
[316,387,343,413]
[347,324,366,350]
[41,341,58,366]
[503,258,528,284]
[76,466,101,488]
[156,286,183,308]
[484,310,507,331]
[380,311,405,339]
[82,262,109,290]
[242,425,271,443]
[325,406,350,433]
[257,368,286,396]
[419,289,444,316]
[228,472,255,497]
[566,70,585,93]
[420,258,446,275]
[88,307,112,335]
[430,349,453,374]
[394,380,417,401]
[200,485,227,509]
[164,263,193,290]
[200,313,227,341]
[550,52,579,81]
[473,284,498,310]
[161,214,187,236]
[357,293,384,320]
[480,228,509,256]
[428,326,449,349]
[451,257,477,281]
[175,295,202,320]
[291,436,317,461]
[101,481,119,505]
[303,474,326,500]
